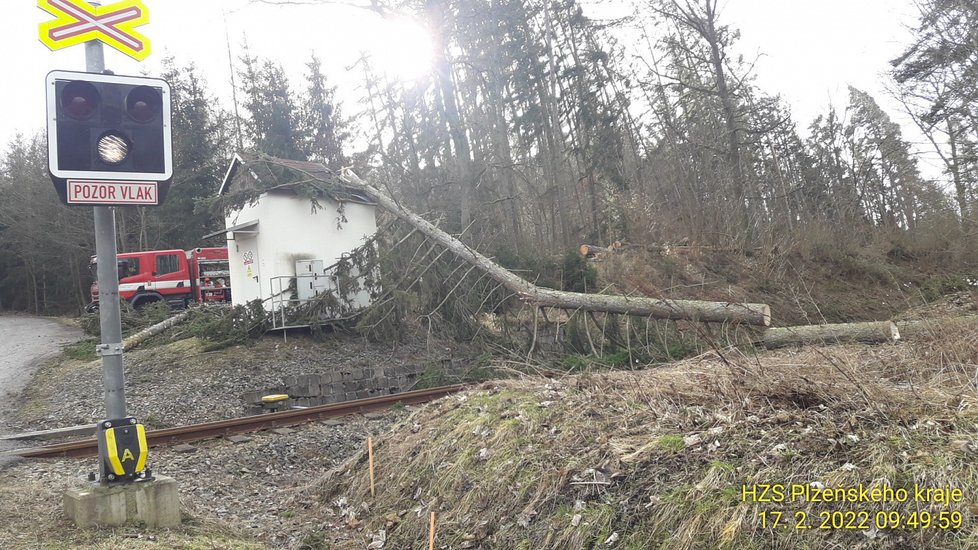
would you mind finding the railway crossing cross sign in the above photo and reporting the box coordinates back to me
[38,0,152,61]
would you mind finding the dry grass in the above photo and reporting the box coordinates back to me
[297,318,978,549]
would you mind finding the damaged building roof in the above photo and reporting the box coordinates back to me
[218,153,376,206]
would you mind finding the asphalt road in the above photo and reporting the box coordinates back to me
[0,315,83,464]
[0,315,82,403]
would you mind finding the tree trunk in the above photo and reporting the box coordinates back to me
[701,0,749,243]
[947,118,969,222]
[123,311,192,351]
[339,169,771,326]
[895,316,978,340]
[758,321,899,349]
[579,243,622,258]
[429,0,474,230]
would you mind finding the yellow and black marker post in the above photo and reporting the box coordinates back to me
[95,417,151,483]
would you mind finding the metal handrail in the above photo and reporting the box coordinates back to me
[268,275,296,329]
[267,253,379,330]
[268,271,340,329]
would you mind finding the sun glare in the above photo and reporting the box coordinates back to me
[367,17,434,81]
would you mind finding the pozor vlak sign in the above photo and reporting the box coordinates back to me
[67,179,159,205]
[46,70,172,206]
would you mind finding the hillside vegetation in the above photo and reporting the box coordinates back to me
[296,310,978,549]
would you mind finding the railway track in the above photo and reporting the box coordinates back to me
[15,384,466,459]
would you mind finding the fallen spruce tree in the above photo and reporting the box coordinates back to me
[337,168,771,326]
[122,311,191,351]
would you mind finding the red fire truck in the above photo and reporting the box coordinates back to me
[87,247,232,311]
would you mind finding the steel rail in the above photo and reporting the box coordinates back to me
[15,385,466,459]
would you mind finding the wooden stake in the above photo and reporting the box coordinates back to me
[429,511,436,550]
[368,436,375,497]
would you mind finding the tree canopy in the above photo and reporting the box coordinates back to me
[0,0,972,313]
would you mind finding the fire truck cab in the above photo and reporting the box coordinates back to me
[88,247,231,311]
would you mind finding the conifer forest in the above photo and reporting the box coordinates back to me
[1,0,976,314]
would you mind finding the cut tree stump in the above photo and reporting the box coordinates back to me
[758,321,900,349]
[579,244,610,258]
[338,169,771,326]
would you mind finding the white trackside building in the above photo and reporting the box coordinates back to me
[208,154,378,323]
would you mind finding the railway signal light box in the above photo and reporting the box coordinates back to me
[45,70,172,205]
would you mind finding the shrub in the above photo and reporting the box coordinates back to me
[918,274,978,302]
[186,300,270,350]
[560,251,597,292]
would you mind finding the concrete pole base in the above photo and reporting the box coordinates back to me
[64,475,180,528]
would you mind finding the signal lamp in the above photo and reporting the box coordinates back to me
[126,85,161,123]
[97,133,130,165]
[61,80,99,120]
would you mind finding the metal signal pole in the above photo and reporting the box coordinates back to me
[85,8,128,477]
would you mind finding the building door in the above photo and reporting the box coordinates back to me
[235,238,262,306]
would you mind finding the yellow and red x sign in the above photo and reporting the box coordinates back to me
[38,0,151,61]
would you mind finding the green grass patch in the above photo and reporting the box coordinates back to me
[656,434,686,453]
[63,339,97,361]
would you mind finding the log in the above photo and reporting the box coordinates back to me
[579,244,606,258]
[123,311,191,351]
[895,316,978,340]
[338,169,771,326]
[579,244,618,258]
[758,321,900,349]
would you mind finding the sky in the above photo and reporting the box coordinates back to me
[722,0,919,126]
[1,0,435,143]
[0,0,942,179]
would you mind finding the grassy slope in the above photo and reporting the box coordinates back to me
[598,246,978,326]
[299,318,978,549]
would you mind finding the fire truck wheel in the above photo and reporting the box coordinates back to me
[132,294,162,311]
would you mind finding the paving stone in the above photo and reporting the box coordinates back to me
[271,427,295,435]
[228,435,253,444]
[172,444,197,454]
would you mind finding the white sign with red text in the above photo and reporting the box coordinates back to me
[66,179,158,205]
